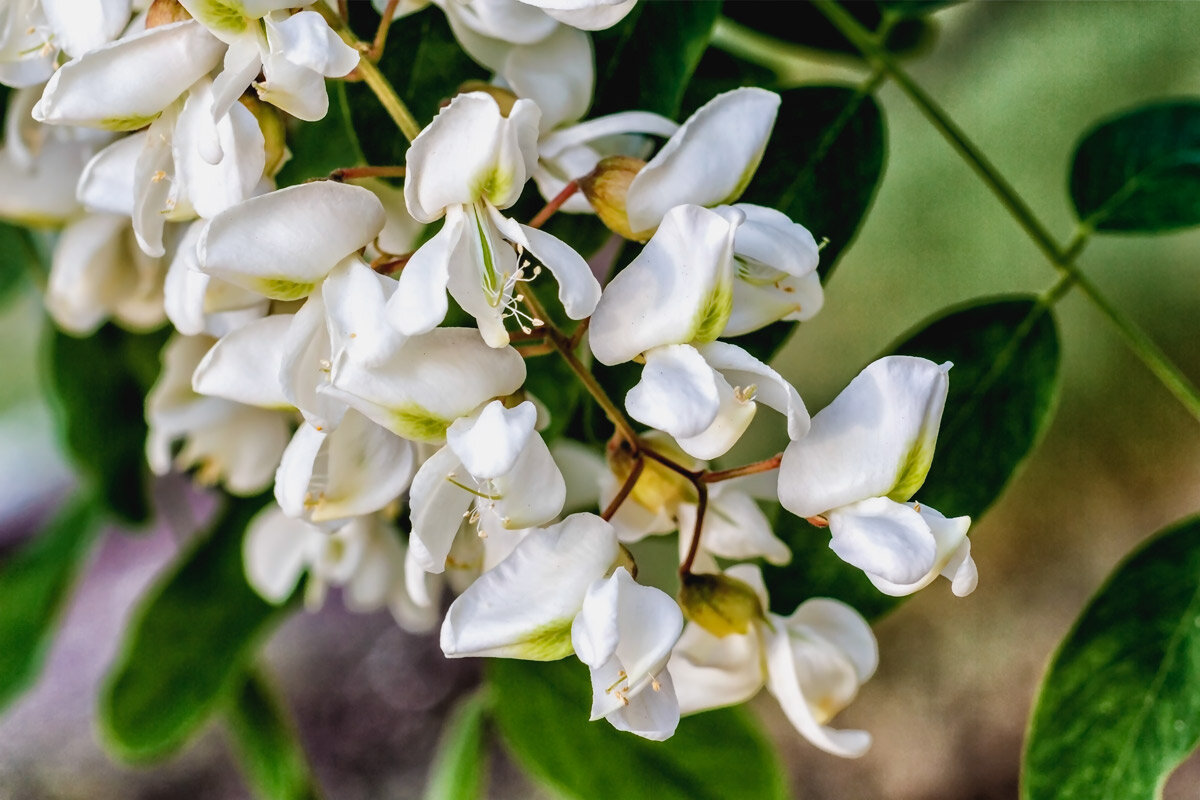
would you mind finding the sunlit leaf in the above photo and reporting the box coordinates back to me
[100,494,290,760]
[1070,101,1200,232]
[489,658,788,800]
[767,296,1060,618]
[0,498,101,712]
[1022,515,1200,800]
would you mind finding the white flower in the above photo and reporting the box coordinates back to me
[0,0,131,89]
[590,204,808,459]
[388,91,600,347]
[724,203,823,336]
[669,564,878,757]
[777,356,977,597]
[407,399,565,580]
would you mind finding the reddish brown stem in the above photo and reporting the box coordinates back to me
[366,0,401,61]
[679,481,709,576]
[329,165,406,182]
[528,180,579,230]
[514,342,556,357]
[702,453,783,483]
[601,456,644,521]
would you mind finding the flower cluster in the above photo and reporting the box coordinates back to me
[3,0,976,754]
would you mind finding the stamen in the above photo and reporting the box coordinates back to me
[605,670,629,694]
[445,476,502,500]
[733,384,758,403]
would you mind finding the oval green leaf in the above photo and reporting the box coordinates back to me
[1070,101,1200,232]
[100,494,291,760]
[488,658,788,800]
[766,296,1060,618]
[0,497,101,712]
[1022,516,1200,800]
[225,669,322,800]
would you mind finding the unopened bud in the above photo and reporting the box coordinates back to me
[606,435,699,515]
[615,543,639,580]
[678,573,765,637]
[578,156,648,242]
[146,0,192,27]
[238,94,287,178]
[456,82,519,117]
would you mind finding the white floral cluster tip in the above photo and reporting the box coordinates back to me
[1,0,976,753]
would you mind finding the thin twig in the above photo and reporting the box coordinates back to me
[367,0,401,61]
[679,482,708,576]
[702,453,783,483]
[602,457,645,521]
[529,181,580,230]
[329,165,406,182]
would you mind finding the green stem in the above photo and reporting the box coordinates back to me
[354,57,422,143]
[814,0,1200,423]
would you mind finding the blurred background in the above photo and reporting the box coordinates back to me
[4,2,1200,798]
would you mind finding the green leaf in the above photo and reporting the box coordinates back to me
[1022,516,1200,800]
[345,5,486,167]
[424,691,491,800]
[0,498,101,712]
[766,296,1060,618]
[1070,101,1200,232]
[0,221,39,305]
[721,2,935,58]
[591,1,722,119]
[731,84,886,362]
[276,81,365,186]
[46,325,170,525]
[489,658,788,800]
[100,494,290,760]
[681,48,779,116]
[225,669,322,800]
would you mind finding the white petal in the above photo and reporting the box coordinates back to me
[826,497,937,586]
[491,212,601,319]
[778,356,951,517]
[669,622,764,715]
[341,516,404,612]
[490,432,567,528]
[403,93,540,221]
[687,485,792,565]
[198,181,386,300]
[193,313,294,409]
[502,24,592,132]
[131,109,178,258]
[257,49,329,121]
[32,21,225,130]
[243,505,319,603]
[440,513,619,660]
[674,369,757,461]
[265,10,359,77]
[604,668,680,741]
[322,256,402,367]
[626,88,780,234]
[446,202,519,347]
[387,205,462,335]
[41,0,130,58]
[408,445,473,572]
[446,0,558,45]
[867,504,976,597]
[46,213,135,335]
[447,399,537,479]
[77,133,141,216]
[525,0,638,30]
[324,327,526,442]
[589,204,738,365]
[697,341,810,441]
[784,598,878,684]
[175,81,266,218]
[625,344,720,440]
[552,439,605,514]
[274,422,325,518]
[279,288,346,430]
[539,111,679,161]
[211,35,264,121]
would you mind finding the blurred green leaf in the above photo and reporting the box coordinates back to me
[766,296,1060,617]
[101,494,290,760]
[1022,515,1200,800]
[592,1,721,119]
[1070,101,1200,232]
[732,84,886,362]
[489,658,788,800]
[681,48,779,116]
[345,5,486,167]
[46,325,169,526]
[225,669,322,800]
[722,2,934,57]
[424,690,490,800]
[0,221,39,304]
[876,0,960,18]
[0,498,101,712]
[277,81,365,186]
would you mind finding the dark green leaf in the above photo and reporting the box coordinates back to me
[225,669,321,800]
[345,5,486,167]
[276,81,365,186]
[1070,101,1200,232]
[489,658,788,800]
[46,325,169,525]
[680,48,779,117]
[876,0,960,17]
[0,221,39,305]
[722,2,934,57]
[100,494,290,760]
[767,296,1060,618]
[0,498,101,712]
[591,2,721,119]
[732,84,886,362]
[1022,516,1200,800]
[424,690,491,800]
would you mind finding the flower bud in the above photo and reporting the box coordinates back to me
[238,94,287,178]
[607,435,699,516]
[678,572,765,637]
[578,156,647,242]
[454,82,519,118]
[146,0,192,27]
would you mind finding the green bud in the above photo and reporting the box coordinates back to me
[578,155,649,242]
[678,573,765,637]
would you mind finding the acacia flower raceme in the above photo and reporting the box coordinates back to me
[778,356,977,597]
[669,564,878,757]
[590,203,808,459]
[388,91,600,347]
